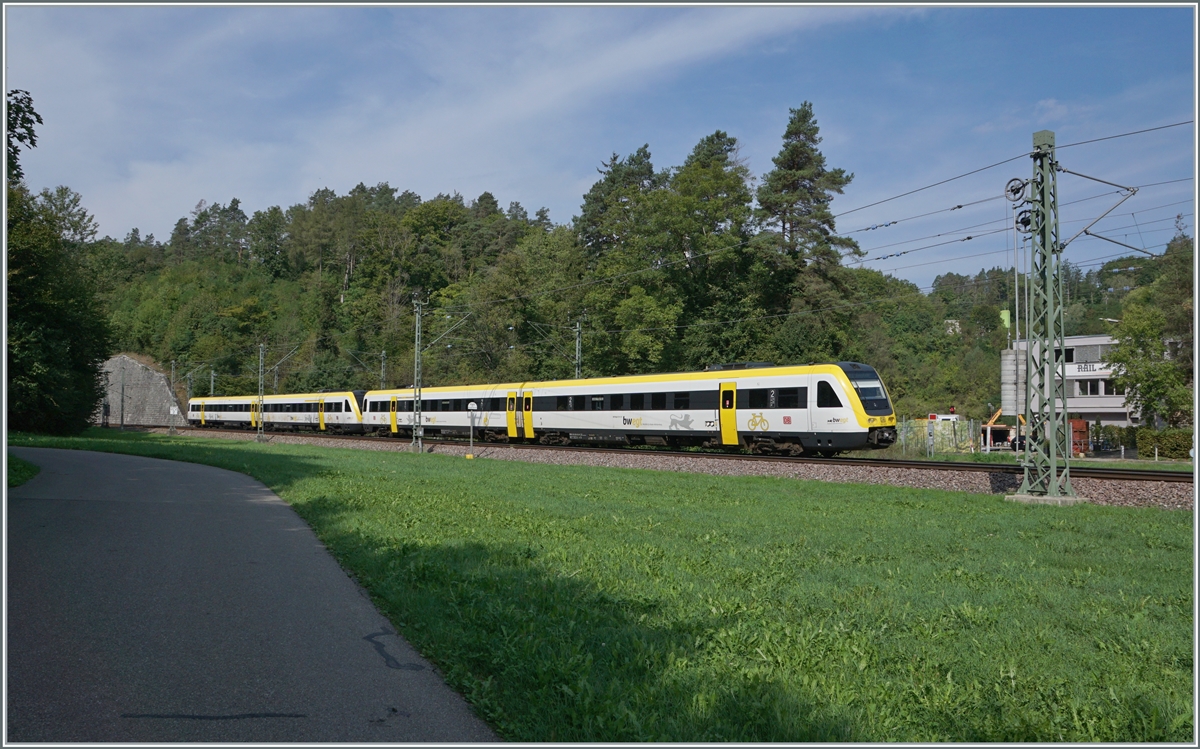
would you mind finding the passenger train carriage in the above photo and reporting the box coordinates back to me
[188,391,366,433]
[188,362,896,456]
[361,362,896,455]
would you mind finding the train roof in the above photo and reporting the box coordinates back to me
[188,391,360,401]
[361,362,870,398]
[187,363,881,403]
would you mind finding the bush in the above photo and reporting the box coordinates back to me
[1135,428,1194,459]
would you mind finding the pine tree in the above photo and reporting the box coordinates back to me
[755,102,856,261]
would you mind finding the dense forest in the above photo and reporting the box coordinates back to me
[14,99,1196,425]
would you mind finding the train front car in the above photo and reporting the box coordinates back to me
[835,361,897,450]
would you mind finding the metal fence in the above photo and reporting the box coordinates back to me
[895,416,982,457]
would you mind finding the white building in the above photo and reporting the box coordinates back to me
[1007,334,1135,427]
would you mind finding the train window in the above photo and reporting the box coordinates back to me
[631,393,645,410]
[651,392,666,410]
[557,396,569,411]
[441,400,452,411]
[453,399,462,411]
[748,389,769,409]
[591,396,604,410]
[817,381,843,408]
[778,388,800,409]
[721,390,733,409]
[523,397,532,411]
[507,397,515,411]
[673,392,689,409]
[610,393,624,410]
[345,400,352,412]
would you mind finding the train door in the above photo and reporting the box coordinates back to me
[250,401,257,428]
[506,391,518,438]
[814,377,853,446]
[389,397,398,434]
[719,382,738,446]
[522,390,535,439]
[200,402,206,426]
[318,399,326,431]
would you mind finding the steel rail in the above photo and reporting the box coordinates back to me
[172,426,1194,484]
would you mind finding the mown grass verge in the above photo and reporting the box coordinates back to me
[9,429,1193,741]
[7,452,41,487]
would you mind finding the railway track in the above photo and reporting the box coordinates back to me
[171,426,1194,484]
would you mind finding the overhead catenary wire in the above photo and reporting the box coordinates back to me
[851,203,1193,266]
[832,120,1193,219]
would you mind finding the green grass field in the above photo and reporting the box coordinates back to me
[8,429,1193,741]
[7,452,42,487]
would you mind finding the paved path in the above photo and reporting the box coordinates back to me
[6,447,499,742]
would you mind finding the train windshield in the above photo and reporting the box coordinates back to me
[851,379,886,400]
[836,362,892,415]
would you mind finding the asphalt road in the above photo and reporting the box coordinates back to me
[6,447,499,742]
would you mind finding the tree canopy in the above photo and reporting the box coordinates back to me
[11,98,1190,427]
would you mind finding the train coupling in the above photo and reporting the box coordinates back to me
[868,426,897,447]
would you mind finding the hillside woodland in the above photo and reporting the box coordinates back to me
[11,97,1195,426]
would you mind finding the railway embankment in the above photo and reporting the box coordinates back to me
[153,428,1193,511]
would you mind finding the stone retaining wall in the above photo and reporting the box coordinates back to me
[94,355,184,428]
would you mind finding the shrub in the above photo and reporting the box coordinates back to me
[1135,428,1194,459]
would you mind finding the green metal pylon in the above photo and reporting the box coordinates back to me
[1018,130,1074,497]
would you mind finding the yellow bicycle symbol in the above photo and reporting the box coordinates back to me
[747,412,770,431]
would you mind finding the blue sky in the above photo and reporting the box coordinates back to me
[6,5,1195,289]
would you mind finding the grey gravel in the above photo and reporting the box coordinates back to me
[152,428,1194,511]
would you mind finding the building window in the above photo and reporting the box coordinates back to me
[1103,379,1126,396]
[1055,347,1075,363]
[1077,379,1101,396]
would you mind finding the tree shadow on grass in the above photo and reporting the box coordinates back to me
[292,492,860,742]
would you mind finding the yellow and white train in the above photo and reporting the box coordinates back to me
[188,362,897,456]
[187,390,368,433]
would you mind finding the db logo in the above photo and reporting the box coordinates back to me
[783,416,792,425]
